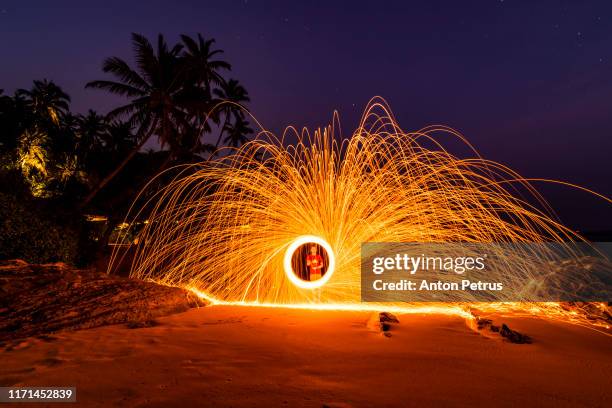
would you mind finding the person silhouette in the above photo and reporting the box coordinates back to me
[306,244,324,281]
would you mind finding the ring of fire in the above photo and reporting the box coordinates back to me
[283,235,336,290]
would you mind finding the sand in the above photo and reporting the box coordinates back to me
[0,260,205,341]
[1,305,610,407]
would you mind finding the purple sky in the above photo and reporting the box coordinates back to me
[1,1,611,230]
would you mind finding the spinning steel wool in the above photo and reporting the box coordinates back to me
[114,98,610,328]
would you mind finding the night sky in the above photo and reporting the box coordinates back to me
[1,1,611,230]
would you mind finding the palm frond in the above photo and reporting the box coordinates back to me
[131,32,157,80]
[101,57,150,90]
[85,80,145,97]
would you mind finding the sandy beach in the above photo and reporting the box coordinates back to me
[1,305,610,407]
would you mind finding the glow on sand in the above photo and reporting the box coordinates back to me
[114,97,611,328]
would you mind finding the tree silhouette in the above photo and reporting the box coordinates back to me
[223,117,254,148]
[213,78,250,151]
[16,79,70,126]
[76,110,108,157]
[79,32,248,207]
[83,33,189,207]
[180,34,231,96]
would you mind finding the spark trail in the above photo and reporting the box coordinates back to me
[113,98,611,329]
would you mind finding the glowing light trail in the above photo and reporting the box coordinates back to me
[283,235,335,289]
[112,97,611,329]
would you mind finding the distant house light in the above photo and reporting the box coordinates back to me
[85,214,108,222]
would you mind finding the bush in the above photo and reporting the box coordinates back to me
[0,192,80,264]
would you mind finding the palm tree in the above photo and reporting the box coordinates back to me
[82,33,189,207]
[76,109,108,155]
[6,80,72,196]
[16,79,70,126]
[0,91,26,155]
[223,117,254,148]
[102,120,136,154]
[180,34,231,97]
[16,127,50,196]
[178,34,231,147]
[212,78,250,151]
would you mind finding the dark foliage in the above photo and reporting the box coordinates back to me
[0,32,253,266]
[0,191,80,264]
